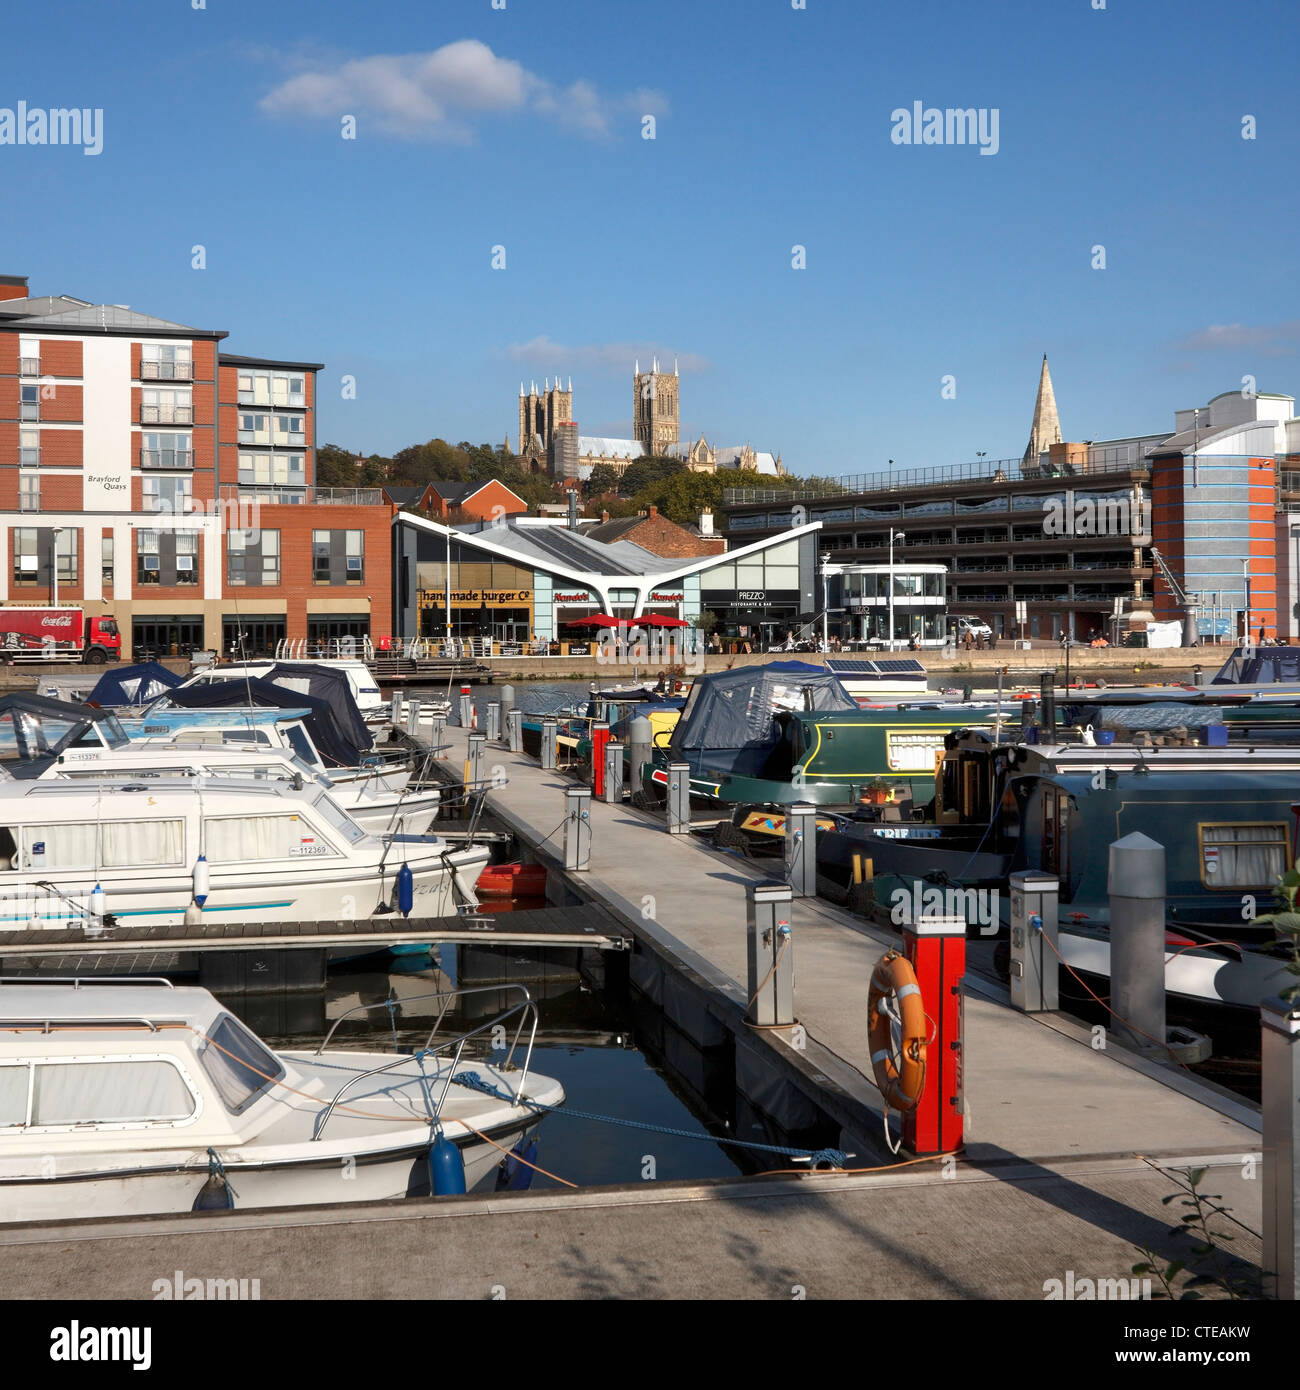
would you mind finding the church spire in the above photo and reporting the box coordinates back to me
[1022,354,1062,468]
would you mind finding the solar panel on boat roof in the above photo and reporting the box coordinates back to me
[826,659,926,674]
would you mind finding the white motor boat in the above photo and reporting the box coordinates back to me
[0,775,487,930]
[0,978,563,1221]
[22,743,441,836]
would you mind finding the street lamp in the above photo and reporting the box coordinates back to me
[888,529,905,651]
[1243,557,1252,647]
[51,527,63,609]
[820,553,842,652]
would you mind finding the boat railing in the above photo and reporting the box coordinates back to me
[311,989,540,1140]
[0,975,175,989]
[316,983,532,1054]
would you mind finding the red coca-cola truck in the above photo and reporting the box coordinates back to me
[0,607,121,664]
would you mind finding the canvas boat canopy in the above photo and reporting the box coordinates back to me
[84,661,182,708]
[666,662,855,775]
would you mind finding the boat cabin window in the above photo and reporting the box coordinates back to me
[0,1058,197,1129]
[102,819,185,868]
[283,724,320,768]
[0,1063,28,1126]
[888,732,947,772]
[13,819,185,870]
[310,794,365,844]
[203,813,335,861]
[199,1013,283,1113]
[1198,822,1289,890]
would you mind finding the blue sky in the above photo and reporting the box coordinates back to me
[2,0,1298,473]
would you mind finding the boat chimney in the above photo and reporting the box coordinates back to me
[1019,698,1037,738]
[1039,670,1056,738]
[567,488,579,531]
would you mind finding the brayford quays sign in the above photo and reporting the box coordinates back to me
[418,589,532,606]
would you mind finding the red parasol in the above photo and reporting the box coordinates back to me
[635,613,689,628]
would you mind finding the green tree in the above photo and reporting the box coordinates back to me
[618,455,685,497]
[584,462,623,497]
[315,443,359,487]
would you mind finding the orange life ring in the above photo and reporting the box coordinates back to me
[867,950,927,1111]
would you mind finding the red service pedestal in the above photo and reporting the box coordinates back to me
[902,914,966,1156]
[591,722,610,799]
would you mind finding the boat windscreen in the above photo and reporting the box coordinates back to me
[198,1014,284,1113]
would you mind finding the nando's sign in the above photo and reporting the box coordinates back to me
[418,588,531,607]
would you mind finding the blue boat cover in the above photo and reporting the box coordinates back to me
[85,662,182,708]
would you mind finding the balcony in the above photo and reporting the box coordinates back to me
[18,448,39,467]
[18,356,39,377]
[140,359,193,381]
[219,484,382,506]
[237,391,306,409]
[140,449,193,470]
[140,403,194,425]
[19,403,39,421]
[18,491,40,513]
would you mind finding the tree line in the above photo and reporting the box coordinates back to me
[315,440,843,529]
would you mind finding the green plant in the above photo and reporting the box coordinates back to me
[864,777,890,793]
[1132,1166,1260,1299]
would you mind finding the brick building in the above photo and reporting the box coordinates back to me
[584,503,726,558]
[0,273,393,658]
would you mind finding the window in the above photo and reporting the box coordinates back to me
[56,529,77,584]
[140,388,193,425]
[142,473,192,514]
[101,535,114,588]
[238,413,269,445]
[19,429,39,467]
[12,528,39,586]
[18,337,39,375]
[1198,823,1288,889]
[312,530,364,584]
[204,813,327,862]
[20,384,39,421]
[21,822,99,870]
[311,793,365,844]
[99,818,185,867]
[227,528,280,586]
[24,1059,196,1128]
[141,431,192,469]
[237,371,306,408]
[0,1064,27,1127]
[18,474,39,512]
[199,1014,283,1113]
[272,415,306,446]
[237,452,305,489]
[141,344,193,380]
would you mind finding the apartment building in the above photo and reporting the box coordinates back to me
[0,273,393,658]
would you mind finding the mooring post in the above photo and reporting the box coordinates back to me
[590,720,610,798]
[747,880,795,1027]
[485,701,501,743]
[901,911,966,1156]
[666,762,691,834]
[628,715,652,797]
[785,802,817,897]
[1108,831,1167,1054]
[466,731,486,792]
[602,739,623,804]
[500,683,517,739]
[428,711,446,760]
[540,718,558,770]
[1262,995,1300,1299]
[390,691,402,727]
[406,698,422,736]
[506,707,523,753]
[1009,870,1060,1012]
[564,786,591,872]
[458,690,473,729]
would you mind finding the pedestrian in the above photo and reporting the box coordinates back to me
[963,630,972,652]
[988,631,997,650]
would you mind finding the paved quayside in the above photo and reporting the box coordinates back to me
[0,716,1264,1299]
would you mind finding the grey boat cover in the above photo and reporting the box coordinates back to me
[667,662,856,775]
[258,663,374,755]
[1212,647,1300,685]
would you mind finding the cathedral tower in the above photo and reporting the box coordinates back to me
[633,357,680,455]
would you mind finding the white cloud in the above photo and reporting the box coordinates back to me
[260,39,667,141]
[506,336,709,374]
[1175,321,1300,356]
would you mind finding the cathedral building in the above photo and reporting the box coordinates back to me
[515,363,784,480]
